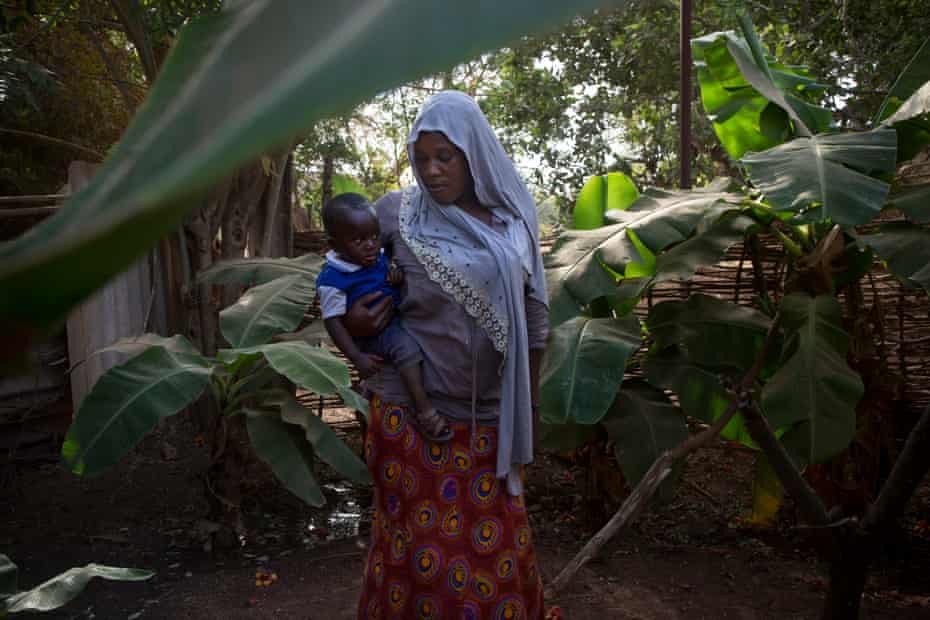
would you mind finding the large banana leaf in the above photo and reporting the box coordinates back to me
[537,418,600,453]
[198,254,324,286]
[741,129,897,228]
[644,347,755,446]
[875,39,930,160]
[218,341,351,398]
[62,346,212,475]
[539,315,642,425]
[276,393,370,484]
[880,81,930,128]
[246,412,324,507]
[745,452,784,528]
[890,185,930,225]
[875,38,930,123]
[572,172,639,230]
[692,25,830,160]
[76,334,200,368]
[0,0,626,335]
[761,294,863,463]
[646,293,772,371]
[653,214,756,284]
[219,274,315,347]
[546,185,743,306]
[859,222,930,294]
[601,380,688,486]
[0,556,152,614]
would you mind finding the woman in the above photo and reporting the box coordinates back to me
[348,91,549,620]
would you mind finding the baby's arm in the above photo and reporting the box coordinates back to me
[387,261,404,287]
[323,317,383,378]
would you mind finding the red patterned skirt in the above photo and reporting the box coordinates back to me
[357,396,544,620]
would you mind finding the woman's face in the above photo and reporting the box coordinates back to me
[412,131,475,207]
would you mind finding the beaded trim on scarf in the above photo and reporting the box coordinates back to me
[398,187,509,355]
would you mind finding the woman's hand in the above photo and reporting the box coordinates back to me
[343,291,394,337]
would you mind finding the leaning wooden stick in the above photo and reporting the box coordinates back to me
[546,313,783,596]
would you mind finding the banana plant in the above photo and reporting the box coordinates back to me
[1,554,152,616]
[541,15,930,500]
[62,254,371,507]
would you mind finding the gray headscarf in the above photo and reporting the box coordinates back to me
[401,91,547,492]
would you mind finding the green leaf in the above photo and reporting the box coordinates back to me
[537,418,599,453]
[0,555,16,598]
[539,315,642,425]
[859,222,930,294]
[197,254,324,287]
[0,0,624,333]
[653,214,755,283]
[2,563,152,614]
[219,342,351,395]
[646,293,772,371]
[880,81,930,128]
[220,274,315,347]
[601,380,688,486]
[890,185,930,225]
[741,130,897,228]
[546,185,742,305]
[332,173,370,199]
[62,346,212,476]
[572,172,639,229]
[760,294,863,463]
[246,412,324,507]
[875,38,930,123]
[692,29,830,159]
[336,385,370,416]
[644,347,755,446]
[275,393,370,484]
[84,333,200,362]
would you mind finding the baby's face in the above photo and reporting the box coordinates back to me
[332,209,381,267]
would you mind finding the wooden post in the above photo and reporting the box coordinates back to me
[680,0,693,189]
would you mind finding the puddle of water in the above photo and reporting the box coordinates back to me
[300,483,369,548]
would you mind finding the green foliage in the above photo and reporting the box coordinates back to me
[0,0,626,339]
[601,380,688,486]
[741,129,897,228]
[0,554,152,615]
[539,314,642,425]
[572,172,639,230]
[692,25,831,160]
[761,294,864,463]
[63,257,371,506]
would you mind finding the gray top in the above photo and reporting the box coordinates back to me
[362,190,549,422]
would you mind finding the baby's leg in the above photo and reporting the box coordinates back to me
[376,320,451,442]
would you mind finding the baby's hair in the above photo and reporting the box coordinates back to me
[321,192,375,234]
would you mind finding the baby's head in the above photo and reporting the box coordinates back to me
[322,193,381,267]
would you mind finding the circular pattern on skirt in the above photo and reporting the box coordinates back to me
[440,506,464,539]
[494,594,525,620]
[461,600,481,620]
[472,432,493,455]
[439,475,459,503]
[412,544,442,583]
[382,406,406,438]
[402,468,419,497]
[414,593,441,620]
[446,556,470,596]
[495,551,516,581]
[421,441,450,471]
[413,499,438,530]
[471,570,498,602]
[382,459,402,486]
[472,517,503,554]
[470,468,499,506]
[387,580,407,612]
[452,447,472,472]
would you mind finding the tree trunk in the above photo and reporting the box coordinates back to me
[321,154,334,209]
[823,532,872,620]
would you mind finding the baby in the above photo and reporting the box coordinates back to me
[315,193,452,443]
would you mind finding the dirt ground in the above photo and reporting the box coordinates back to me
[3,410,930,620]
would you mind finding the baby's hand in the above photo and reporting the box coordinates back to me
[354,353,384,379]
[387,261,404,287]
